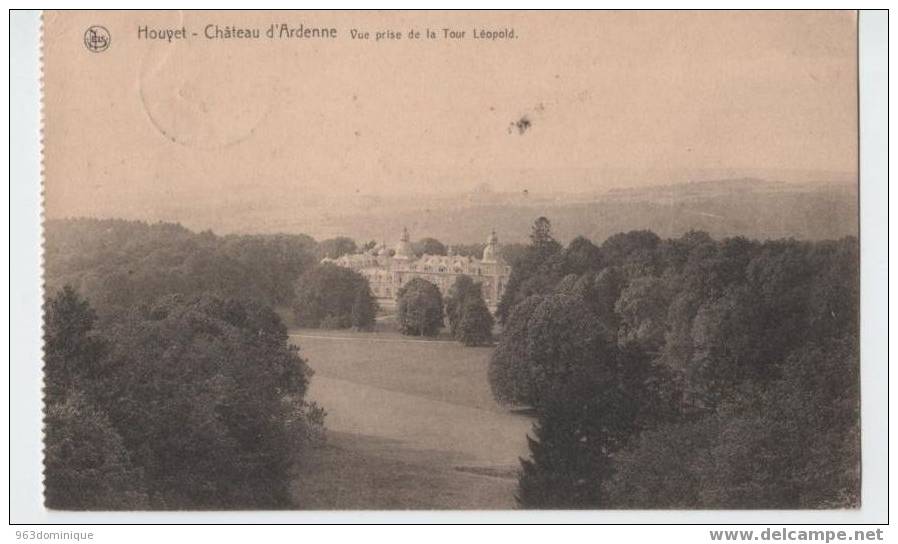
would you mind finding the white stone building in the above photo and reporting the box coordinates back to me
[324,228,511,309]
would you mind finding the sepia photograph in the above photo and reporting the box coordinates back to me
[32,9,873,516]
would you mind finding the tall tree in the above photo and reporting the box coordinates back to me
[529,216,555,249]
[396,278,444,337]
[496,218,563,323]
[456,295,495,346]
[518,362,635,509]
[445,275,481,337]
[523,294,610,404]
[294,263,374,329]
[351,283,379,331]
[489,295,545,406]
[518,391,609,508]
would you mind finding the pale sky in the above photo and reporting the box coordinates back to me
[43,10,857,219]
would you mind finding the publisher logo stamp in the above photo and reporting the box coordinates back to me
[83,26,110,52]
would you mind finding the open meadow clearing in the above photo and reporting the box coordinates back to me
[289,329,533,509]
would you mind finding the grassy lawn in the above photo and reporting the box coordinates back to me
[291,328,503,412]
[292,432,518,510]
[289,327,532,509]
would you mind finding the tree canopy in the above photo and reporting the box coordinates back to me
[317,236,358,260]
[456,294,495,347]
[413,237,447,257]
[294,263,378,329]
[445,275,481,337]
[44,219,318,316]
[493,226,859,509]
[43,288,320,509]
[396,278,444,337]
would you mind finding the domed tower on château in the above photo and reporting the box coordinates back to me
[482,230,499,263]
[479,230,508,305]
[393,227,414,260]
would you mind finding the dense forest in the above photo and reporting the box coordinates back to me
[491,218,860,508]
[43,219,327,509]
[44,287,323,509]
[44,219,320,318]
[43,217,860,510]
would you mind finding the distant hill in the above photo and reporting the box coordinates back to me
[301,178,858,244]
[58,178,857,244]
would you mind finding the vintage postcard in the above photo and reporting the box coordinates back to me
[40,10,863,512]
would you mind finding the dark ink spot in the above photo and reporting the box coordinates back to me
[510,116,531,135]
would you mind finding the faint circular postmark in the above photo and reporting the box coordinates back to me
[84,25,111,53]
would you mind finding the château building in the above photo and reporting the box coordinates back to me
[323,228,511,309]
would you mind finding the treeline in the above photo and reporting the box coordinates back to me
[394,276,495,346]
[45,218,319,317]
[492,218,859,509]
[44,218,502,338]
[293,263,378,330]
[43,219,327,509]
[315,232,526,263]
[292,262,496,342]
